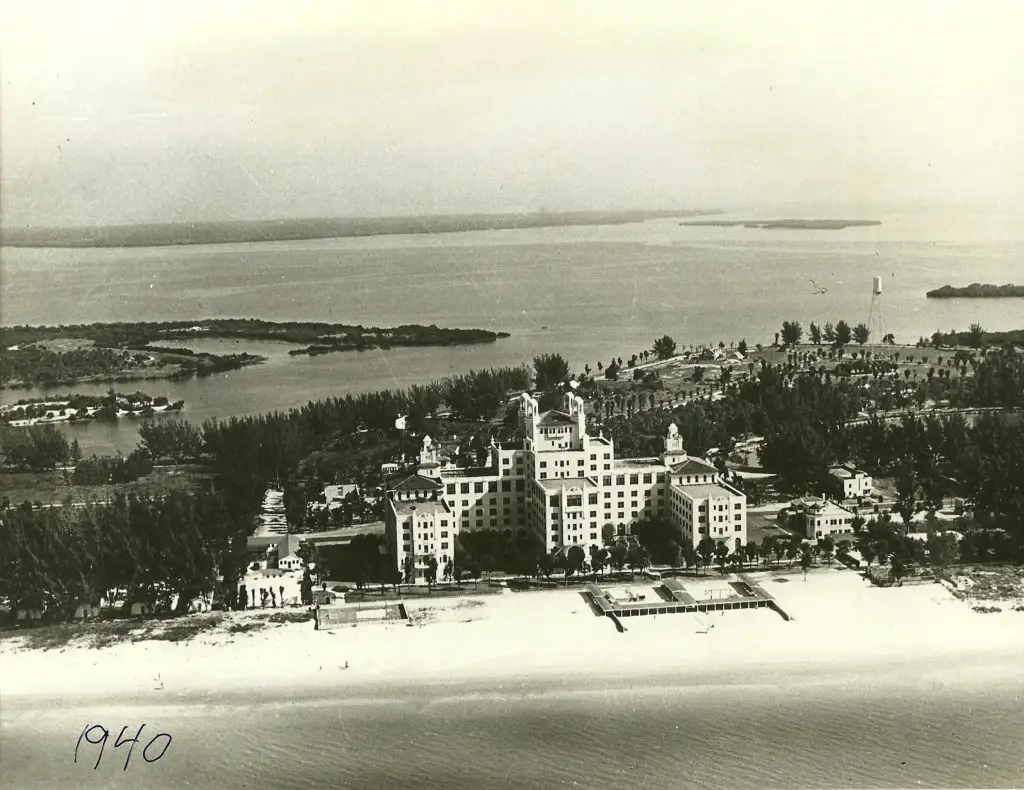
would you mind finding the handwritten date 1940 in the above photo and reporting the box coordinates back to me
[75,724,172,771]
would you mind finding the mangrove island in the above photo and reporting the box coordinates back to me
[926,283,1024,299]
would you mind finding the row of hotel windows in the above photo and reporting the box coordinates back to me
[548,490,662,508]
[448,480,527,495]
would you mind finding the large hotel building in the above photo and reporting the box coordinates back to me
[386,393,747,584]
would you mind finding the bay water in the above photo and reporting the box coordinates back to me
[1,211,1022,454]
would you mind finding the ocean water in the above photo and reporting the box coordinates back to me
[3,670,1023,789]
[1,211,1022,455]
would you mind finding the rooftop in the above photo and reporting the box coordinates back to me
[536,410,577,427]
[805,500,855,517]
[392,499,451,517]
[670,457,719,476]
[673,481,742,500]
[829,464,866,479]
[616,457,664,470]
[537,476,597,492]
[388,473,443,492]
[442,466,498,478]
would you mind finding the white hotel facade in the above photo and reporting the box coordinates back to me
[386,393,747,584]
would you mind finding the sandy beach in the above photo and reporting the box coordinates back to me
[3,569,1023,704]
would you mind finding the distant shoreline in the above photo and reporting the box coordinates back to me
[926,283,1024,299]
[680,218,881,230]
[0,210,721,249]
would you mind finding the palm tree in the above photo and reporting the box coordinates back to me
[800,548,812,580]
[819,535,835,566]
[714,541,729,575]
[697,537,715,575]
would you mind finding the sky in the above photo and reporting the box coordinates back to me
[1,1,1023,227]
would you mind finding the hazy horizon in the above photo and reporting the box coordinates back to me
[2,1,1022,228]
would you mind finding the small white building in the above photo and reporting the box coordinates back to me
[271,535,305,571]
[321,483,359,510]
[828,465,873,500]
[394,414,408,431]
[381,462,400,476]
[792,497,857,541]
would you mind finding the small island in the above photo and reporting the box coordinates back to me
[926,283,1024,299]
[680,218,881,230]
[0,391,184,427]
[2,210,720,248]
[0,319,509,389]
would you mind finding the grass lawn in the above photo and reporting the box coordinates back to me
[747,511,800,544]
[0,464,215,507]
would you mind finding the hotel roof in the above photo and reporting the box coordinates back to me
[673,482,742,500]
[387,473,443,492]
[616,457,664,470]
[537,476,597,492]
[392,499,451,517]
[537,410,577,427]
[670,457,719,476]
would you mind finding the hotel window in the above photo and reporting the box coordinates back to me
[440,520,448,527]
[461,483,470,494]
[474,482,484,493]
[462,499,469,507]
[590,532,597,540]
[604,464,611,470]
[643,474,652,484]
[567,495,582,508]
[577,459,584,466]
[590,454,596,461]
[549,495,559,506]
[616,475,625,486]
[447,484,456,495]
[603,476,612,486]
[629,474,639,485]
[501,481,511,492]
[540,461,548,468]
[488,482,497,493]
[588,493,598,505]
[441,542,449,549]
[476,519,483,527]
[502,457,510,465]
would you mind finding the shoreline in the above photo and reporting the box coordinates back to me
[4,571,1023,706]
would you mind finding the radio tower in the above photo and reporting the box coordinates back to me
[867,275,886,345]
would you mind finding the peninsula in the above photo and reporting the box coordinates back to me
[926,283,1024,299]
[680,218,881,230]
[1,210,720,248]
[1,391,184,427]
[0,319,509,388]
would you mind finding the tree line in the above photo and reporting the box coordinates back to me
[0,491,245,618]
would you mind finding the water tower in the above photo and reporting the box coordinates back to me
[867,275,886,344]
